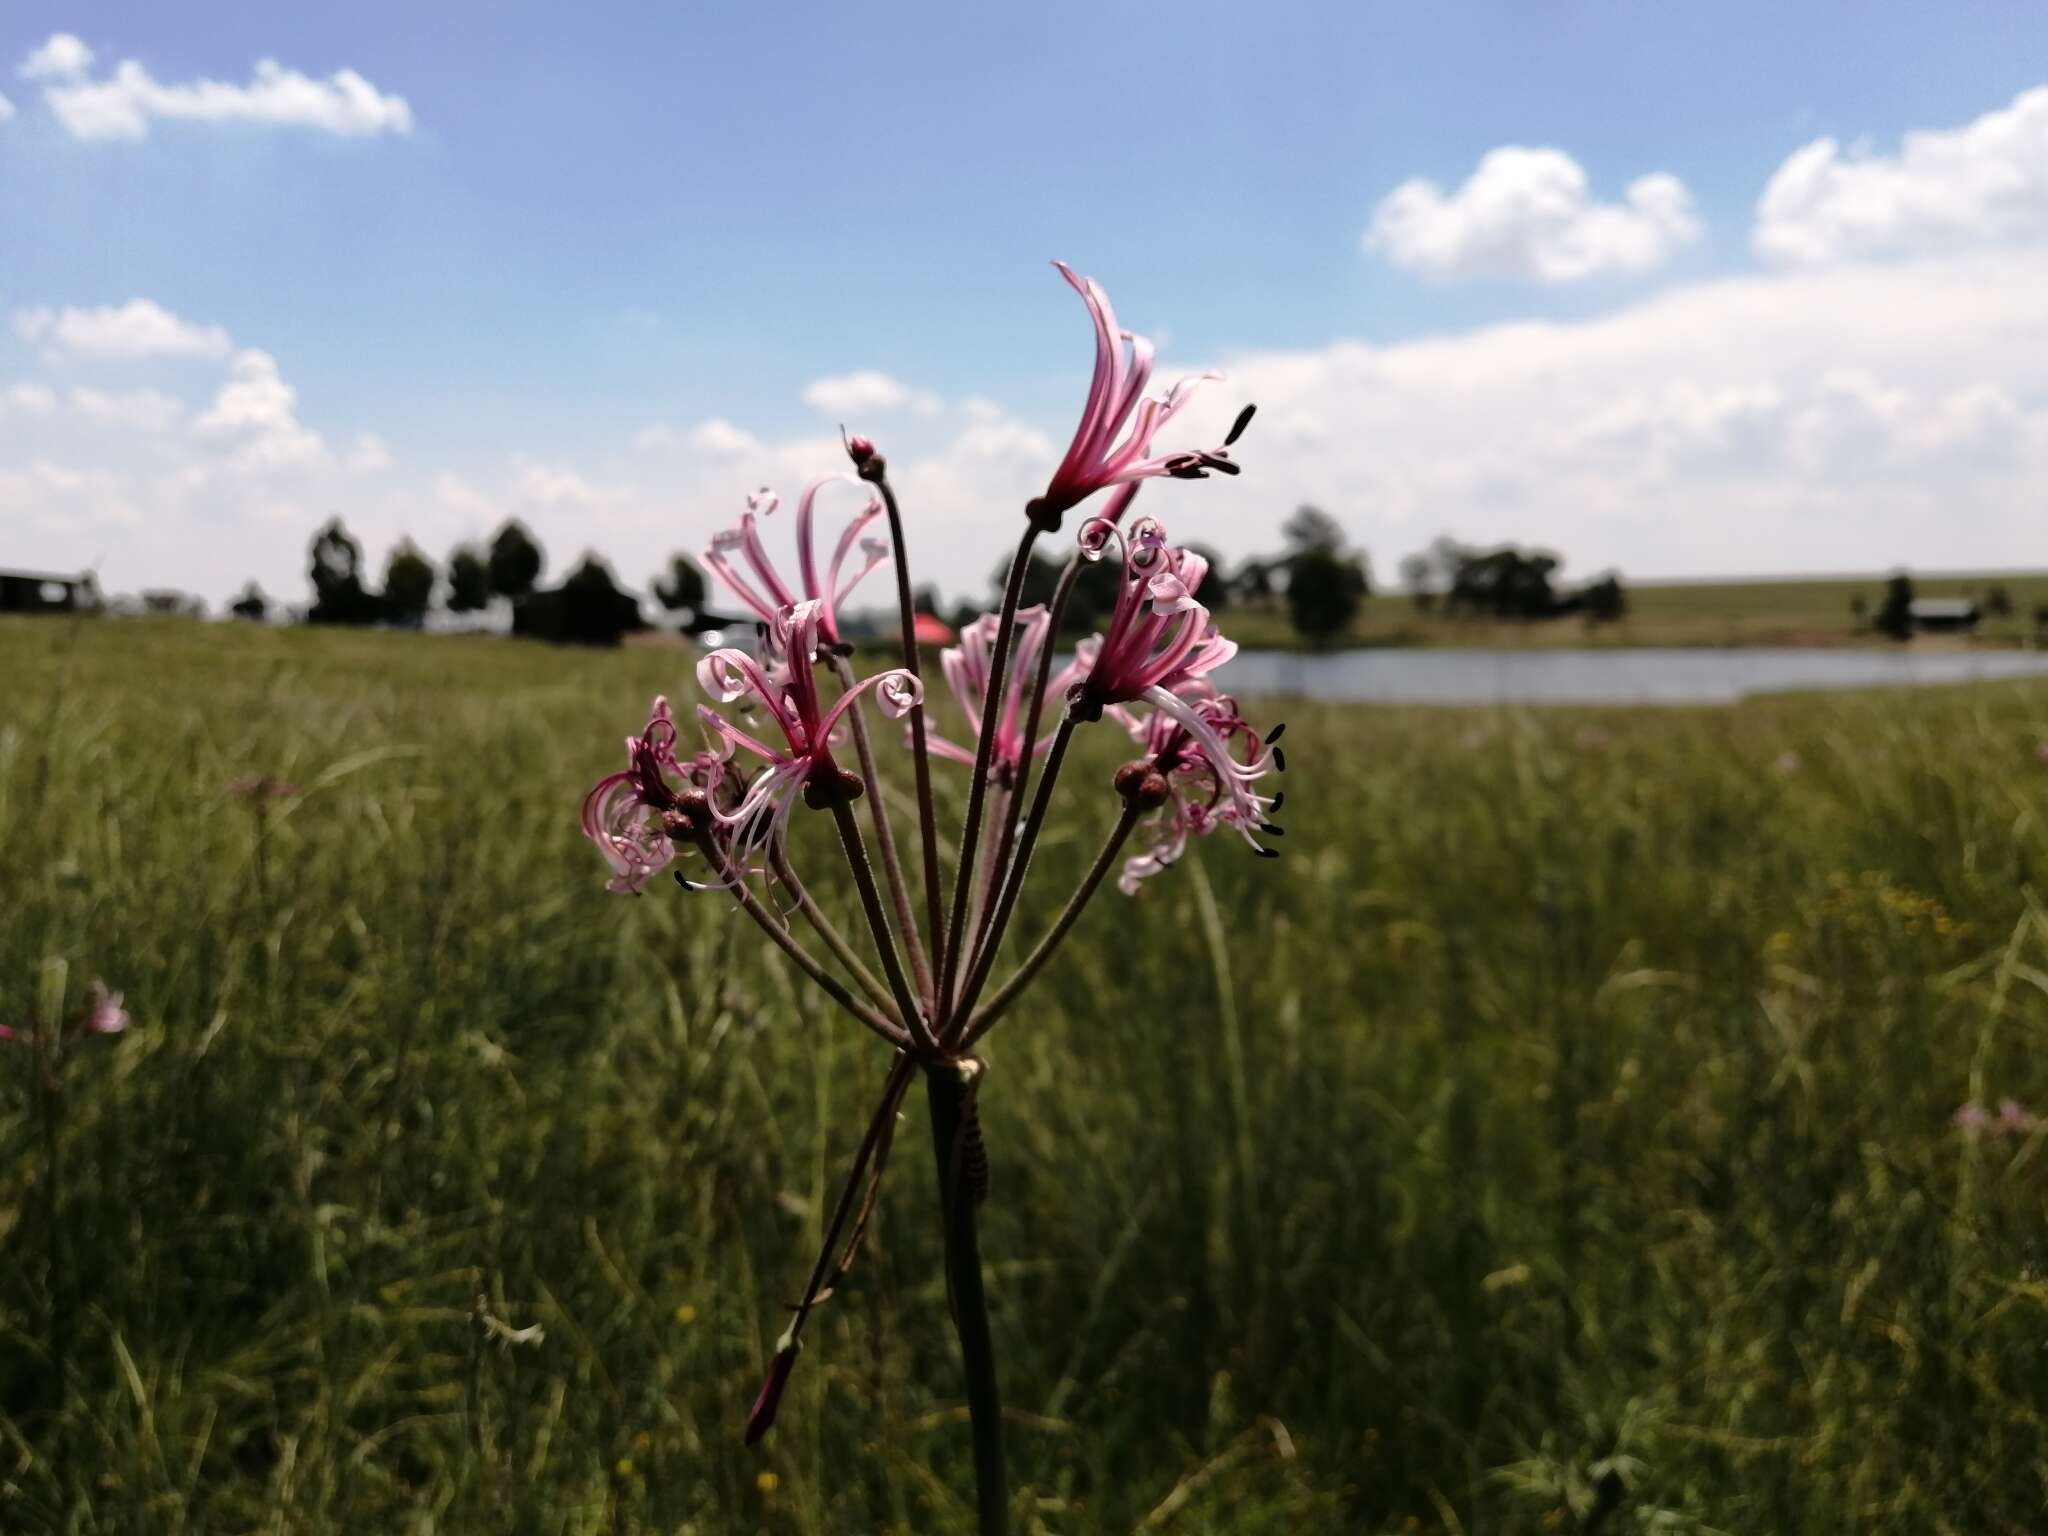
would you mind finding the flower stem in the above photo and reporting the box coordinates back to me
[872,472,948,982]
[924,1062,1007,1535]
[829,652,932,1005]
[953,716,1077,1031]
[768,841,896,1017]
[961,802,1139,1047]
[692,835,909,1048]
[940,522,1040,1024]
[971,554,1081,965]
[827,797,936,1052]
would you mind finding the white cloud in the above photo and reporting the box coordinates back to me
[1754,85,2048,267]
[71,386,182,433]
[4,383,55,413]
[632,424,681,451]
[688,418,764,456]
[347,433,393,472]
[40,54,412,141]
[21,34,93,81]
[195,349,326,470]
[16,299,232,360]
[1366,146,1701,283]
[0,91,15,122]
[802,370,942,416]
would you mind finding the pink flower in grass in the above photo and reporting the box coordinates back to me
[704,479,891,650]
[1068,515,1237,718]
[1115,685,1285,894]
[85,980,128,1035]
[926,605,1085,784]
[1032,262,1253,527]
[695,601,922,877]
[581,696,727,894]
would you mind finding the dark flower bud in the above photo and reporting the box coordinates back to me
[843,430,885,481]
[802,764,866,809]
[1113,760,1171,811]
[744,1338,801,1445]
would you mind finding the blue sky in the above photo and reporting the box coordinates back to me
[6,3,2048,603]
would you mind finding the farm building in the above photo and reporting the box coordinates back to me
[0,568,89,615]
[1908,597,1981,634]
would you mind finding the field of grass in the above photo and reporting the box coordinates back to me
[8,614,2048,1532]
[1218,569,2048,651]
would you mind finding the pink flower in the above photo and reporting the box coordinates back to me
[1999,1098,2035,1135]
[581,696,726,894]
[704,479,891,649]
[1955,1101,1991,1135]
[695,602,922,873]
[1069,515,1237,717]
[1033,262,1250,528]
[927,605,1084,783]
[84,980,128,1035]
[1115,685,1284,894]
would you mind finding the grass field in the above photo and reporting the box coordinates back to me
[1217,569,2048,651]
[7,614,2048,1532]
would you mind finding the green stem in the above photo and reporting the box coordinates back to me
[768,841,896,1017]
[872,472,948,980]
[924,1064,1006,1535]
[827,797,935,1052]
[829,653,932,1006]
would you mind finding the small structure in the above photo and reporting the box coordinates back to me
[0,568,88,614]
[1909,597,1981,635]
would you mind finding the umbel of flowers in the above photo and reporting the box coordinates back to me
[580,261,1281,1534]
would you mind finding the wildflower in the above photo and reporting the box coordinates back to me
[84,980,127,1036]
[1114,685,1284,894]
[1999,1098,2036,1135]
[695,602,921,875]
[1068,516,1238,718]
[1031,262,1252,528]
[927,605,1083,784]
[673,1302,698,1325]
[756,1471,781,1494]
[1955,1102,1991,1136]
[704,479,890,649]
[580,696,726,893]
[744,1336,801,1445]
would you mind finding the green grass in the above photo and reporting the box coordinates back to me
[7,613,2048,1532]
[1218,569,2048,650]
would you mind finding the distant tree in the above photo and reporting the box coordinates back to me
[511,554,644,647]
[1399,552,1437,613]
[230,582,269,622]
[488,520,544,601]
[1234,559,1277,601]
[142,590,206,618]
[1281,506,1346,556]
[1182,544,1231,611]
[995,549,1118,636]
[383,540,436,627]
[2034,602,2048,636]
[1849,593,1869,625]
[1875,572,1916,641]
[1444,545,1559,620]
[447,544,491,613]
[912,583,943,617]
[652,552,708,613]
[308,517,382,625]
[1983,584,2015,619]
[1580,573,1628,624]
[1286,547,1361,646]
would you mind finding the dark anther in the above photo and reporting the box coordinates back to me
[1265,722,1287,744]
[1224,403,1257,447]
[1254,846,1281,859]
[1273,747,1287,773]
[1269,791,1285,812]
[1195,452,1241,475]
[1260,823,1285,836]
[674,873,705,893]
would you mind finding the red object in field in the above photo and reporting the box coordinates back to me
[913,612,955,647]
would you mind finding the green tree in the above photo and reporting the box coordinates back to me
[229,582,268,622]
[308,517,381,626]
[1286,547,1361,646]
[653,552,708,612]
[1875,572,1916,641]
[488,520,544,601]
[1182,544,1232,611]
[447,544,491,613]
[383,540,436,627]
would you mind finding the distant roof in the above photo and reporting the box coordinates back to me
[1909,598,1979,618]
[0,568,85,584]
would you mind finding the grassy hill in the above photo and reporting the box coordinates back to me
[6,614,2048,1531]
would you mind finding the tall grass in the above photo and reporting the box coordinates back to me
[4,614,2048,1532]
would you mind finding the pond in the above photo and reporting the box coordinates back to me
[1214,646,2048,706]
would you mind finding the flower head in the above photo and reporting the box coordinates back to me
[1069,515,1236,716]
[85,979,128,1035]
[928,605,1083,785]
[581,696,727,893]
[1033,261,1251,528]
[694,602,922,875]
[704,479,891,650]
[1115,685,1284,894]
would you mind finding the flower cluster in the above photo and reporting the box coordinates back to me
[576,260,1284,1458]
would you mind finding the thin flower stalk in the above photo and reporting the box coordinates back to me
[768,842,896,1018]
[824,793,935,1051]
[828,652,933,1004]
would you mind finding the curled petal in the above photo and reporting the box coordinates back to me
[697,649,764,705]
[874,671,923,719]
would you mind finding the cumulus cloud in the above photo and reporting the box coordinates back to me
[4,383,55,413]
[802,370,942,416]
[1366,146,1701,283]
[347,433,393,472]
[71,386,182,433]
[34,47,412,141]
[195,349,327,470]
[16,299,233,360]
[20,34,93,81]
[0,91,14,122]
[1754,85,2048,267]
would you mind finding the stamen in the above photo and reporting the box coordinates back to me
[1269,791,1285,812]
[1272,747,1287,773]
[1254,846,1281,859]
[1265,722,1287,744]
[1224,403,1257,447]
[1260,823,1285,836]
